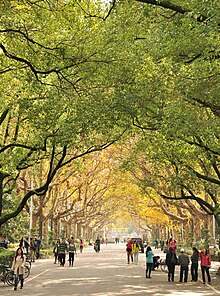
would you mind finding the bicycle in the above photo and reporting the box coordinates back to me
[0,263,31,286]
[23,253,32,269]
[5,265,30,286]
[0,263,13,285]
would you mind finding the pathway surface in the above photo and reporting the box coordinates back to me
[1,243,220,296]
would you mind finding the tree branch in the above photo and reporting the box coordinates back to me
[136,0,209,23]
[161,193,214,216]
[0,109,9,126]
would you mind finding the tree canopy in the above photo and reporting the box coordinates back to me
[0,0,219,237]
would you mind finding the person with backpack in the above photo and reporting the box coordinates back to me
[191,247,199,281]
[166,247,178,282]
[68,239,77,266]
[58,238,68,267]
[146,246,154,278]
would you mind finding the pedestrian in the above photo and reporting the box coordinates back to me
[178,248,190,282]
[132,240,140,264]
[126,238,133,264]
[160,240,164,251]
[0,236,8,249]
[89,238,93,246]
[23,237,29,256]
[35,237,41,259]
[95,237,101,253]
[146,246,154,278]
[79,239,84,253]
[53,239,60,264]
[191,247,199,281]
[58,238,68,267]
[199,248,211,284]
[166,247,178,282]
[29,238,36,262]
[11,247,25,290]
[68,239,77,266]
[169,238,177,253]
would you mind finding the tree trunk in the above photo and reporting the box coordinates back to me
[0,173,7,216]
[43,218,49,244]
[54,219,59,239]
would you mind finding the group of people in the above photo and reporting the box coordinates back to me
[53,237,84,267]
[126,237,212,285]
[126,238,141,264]
[19,236,41,261]
[165,246,211,284]
[8,235,213,291]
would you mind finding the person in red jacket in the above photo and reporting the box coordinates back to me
[126,239,133,264]
[199,248,211,284]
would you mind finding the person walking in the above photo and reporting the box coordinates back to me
[11,247,26,290]
[58,238,68,267]
[95,237,101,253]
[79,239,84,253]
[29,238,36,262]
[132,240,140,265]
[146,246,154,278]
[35,237,41,259]
[191,247,199,281]
[178,248,190,282]
[53,239,60,264]
[68,239,77,266]
[199,248,211,284]
[166,247,178,282]
[126,239,133,264]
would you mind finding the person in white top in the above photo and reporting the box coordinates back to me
[11,247,26,290]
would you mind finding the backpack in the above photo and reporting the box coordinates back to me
[69,244,76,253]
[171,254,177,265]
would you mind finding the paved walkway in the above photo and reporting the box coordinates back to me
[1,243,220,295]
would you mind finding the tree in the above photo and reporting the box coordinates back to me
[106,0,220,226]
[0,0,131,226]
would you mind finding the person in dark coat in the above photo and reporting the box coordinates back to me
[178,248,190,282]
[166,247,178,282]
[191,247,199,281]
[58,238,68,266]
[95,237,101,252]
[53,239,60,264]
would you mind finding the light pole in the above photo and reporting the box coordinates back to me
[29,176,33,243]
[29,195,33,244]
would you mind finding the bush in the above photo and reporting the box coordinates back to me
[40,248,54,258]
[0,247,15,265]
